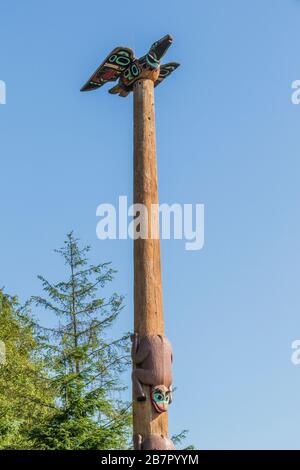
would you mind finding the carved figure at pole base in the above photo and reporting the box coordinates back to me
[134,433,176,450]
[131,334,173,412]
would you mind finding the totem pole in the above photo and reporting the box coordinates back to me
[81,34,180,450]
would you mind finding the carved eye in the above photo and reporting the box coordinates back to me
[154,392,163,401]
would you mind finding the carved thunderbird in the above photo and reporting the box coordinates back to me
[80,34,180,97]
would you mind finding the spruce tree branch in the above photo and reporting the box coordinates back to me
[101,403,132,430]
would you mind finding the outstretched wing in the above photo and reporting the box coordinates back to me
[80,47,135,92]
[155,62,180,87]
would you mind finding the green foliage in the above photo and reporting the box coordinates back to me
[0,291,53,449]
[29,232,132,449]
[171,430,195,450]
[0,234,191,449]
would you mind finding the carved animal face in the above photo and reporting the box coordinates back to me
[151,385,171,413]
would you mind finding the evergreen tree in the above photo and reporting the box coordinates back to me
[29,233,131,449]
[0,290,53,449]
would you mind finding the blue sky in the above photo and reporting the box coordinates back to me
[1,0,300,450]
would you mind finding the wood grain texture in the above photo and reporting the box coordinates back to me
[133,79,168,443]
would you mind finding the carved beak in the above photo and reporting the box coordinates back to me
[149,34,173,62]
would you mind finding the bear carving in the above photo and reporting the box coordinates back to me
[131,334,173,412]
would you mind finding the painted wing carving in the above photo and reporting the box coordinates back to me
[155,62,180,87]
[80,47,135,92]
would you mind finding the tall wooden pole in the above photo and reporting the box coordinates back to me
[133,79,168,443]
[80,33,179,450]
